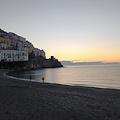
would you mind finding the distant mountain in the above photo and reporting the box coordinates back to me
[61,61,120,66]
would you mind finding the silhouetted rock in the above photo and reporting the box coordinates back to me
[0,56,63,70]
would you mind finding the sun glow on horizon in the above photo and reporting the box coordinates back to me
[45,43,120,63]
[0,0,120,64]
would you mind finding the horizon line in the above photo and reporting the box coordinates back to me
[60,61,120,64]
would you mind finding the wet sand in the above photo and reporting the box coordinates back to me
[0,69,120,120]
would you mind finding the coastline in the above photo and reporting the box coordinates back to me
[0,69,120,120]
[6,67,120,90]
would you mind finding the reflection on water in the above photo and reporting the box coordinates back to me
[9,64,120,89]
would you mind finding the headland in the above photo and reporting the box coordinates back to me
[0,28,63,70]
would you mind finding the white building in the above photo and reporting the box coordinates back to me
[33,48,46,58]
[0,49,28,62]
[8,32,19,41]
[25,41,34,53]
[0,43,7,49]
[0,29,46,62]
[19,36,26,42]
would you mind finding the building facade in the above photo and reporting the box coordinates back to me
[0,49,28,62]
[33,48,46,58]
[0,37,11,48]
[0,29,46,62]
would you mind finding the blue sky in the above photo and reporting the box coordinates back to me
[0,0,120,62]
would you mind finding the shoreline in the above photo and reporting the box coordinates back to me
[0,69,120,120]
[5,69,120,90]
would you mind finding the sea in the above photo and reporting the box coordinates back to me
[8,64,120,89]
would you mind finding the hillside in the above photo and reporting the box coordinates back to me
[0,28,63,69]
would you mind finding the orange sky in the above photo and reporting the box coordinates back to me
[1,0,120,63]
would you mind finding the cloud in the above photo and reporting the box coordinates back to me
[60,61,73,65]
[72,60,81,63]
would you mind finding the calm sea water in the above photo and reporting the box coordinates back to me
[8,64,120,89]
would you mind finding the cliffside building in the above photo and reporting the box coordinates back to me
[33,48,46,59]
[0,29,46,62]
[0,49,28,62]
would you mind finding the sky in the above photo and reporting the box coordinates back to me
[0,0,120,62]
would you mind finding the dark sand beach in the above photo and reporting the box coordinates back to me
[0,69,120,120]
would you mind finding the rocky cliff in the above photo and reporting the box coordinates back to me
[0,56,63,70]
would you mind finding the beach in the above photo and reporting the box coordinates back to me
[0,69,120,120]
